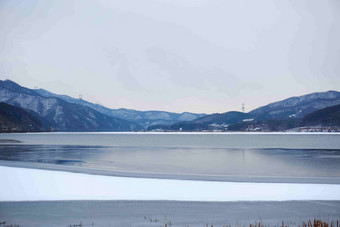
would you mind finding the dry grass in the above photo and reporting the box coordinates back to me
[1,218,339,227]
[165,219,340,227]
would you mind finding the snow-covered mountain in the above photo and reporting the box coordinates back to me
[1,79,339,132]
[35,88,206,129]
[0,80,141,131]
[148,90,340,131]
[249,91,340,120]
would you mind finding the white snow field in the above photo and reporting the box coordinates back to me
[1,165,340,202]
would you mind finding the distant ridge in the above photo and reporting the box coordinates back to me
[0,80,141,131]
[249,90,340,120]
[34,87,206,129]
[148,90,340,131]
[1,79,339,132]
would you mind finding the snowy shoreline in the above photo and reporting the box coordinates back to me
[1,165,340,202]
[3,131,340,135]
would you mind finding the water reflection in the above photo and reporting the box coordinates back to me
[0,144,340,178]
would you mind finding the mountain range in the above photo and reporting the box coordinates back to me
[0,80,140,131]
[34,88,206,129]
[0,80,204,131]
[148,90,340,131]
[0,79,339,132]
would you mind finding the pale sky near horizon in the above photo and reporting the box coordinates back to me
[1,0,340,114]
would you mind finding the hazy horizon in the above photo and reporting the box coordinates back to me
[1,0,340,114]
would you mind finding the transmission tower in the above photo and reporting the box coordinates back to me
[242,103,245,113]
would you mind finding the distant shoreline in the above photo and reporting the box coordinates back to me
[1,131,340,135]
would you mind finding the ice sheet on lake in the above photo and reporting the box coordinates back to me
[1,166,340,202]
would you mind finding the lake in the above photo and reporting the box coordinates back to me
[0,132,339,183]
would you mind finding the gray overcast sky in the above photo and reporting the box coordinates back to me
[1,0,339,114]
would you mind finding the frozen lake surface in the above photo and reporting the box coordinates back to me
[0,132,340,183]
[1,133,340,226]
